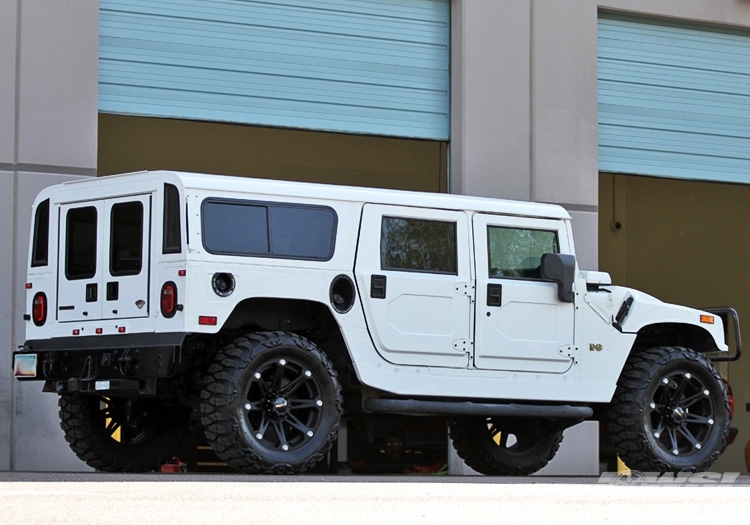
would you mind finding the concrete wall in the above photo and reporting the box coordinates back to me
[451,0,599,271]
[1,0,98,471]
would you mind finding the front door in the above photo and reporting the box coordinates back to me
[355,204,473,368]
[57,195,151,322]
[472,214,575,373]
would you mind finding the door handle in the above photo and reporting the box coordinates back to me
[85,283,98,303]
[106,281,119,301]
[487,283,502,307]
[371,275,387,299]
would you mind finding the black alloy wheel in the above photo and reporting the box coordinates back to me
[200,331,342,474]
[606,346,730,472]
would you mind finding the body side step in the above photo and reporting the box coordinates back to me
[362,398,593,419]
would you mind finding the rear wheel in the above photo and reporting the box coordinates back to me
[200,331,343,474]
[449,417,563,475]
[606,346,730,472]
[59,394,190,472]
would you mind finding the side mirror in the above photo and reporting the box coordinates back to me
[541,253,576,303]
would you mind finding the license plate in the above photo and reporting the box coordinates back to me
[14,354,37,378]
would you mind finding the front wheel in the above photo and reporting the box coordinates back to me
[449,417,563,475]
[200,331,343,474]
[606,346,730,472]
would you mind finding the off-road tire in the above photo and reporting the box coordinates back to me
[59,394,190,472]
[606,346,730,472]
[200,331,343,474]
[449,417,564,475]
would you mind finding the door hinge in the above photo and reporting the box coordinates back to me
[453,339,472,353]
[455,282,475,301]
[558,345,581,366]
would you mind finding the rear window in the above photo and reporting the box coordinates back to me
[201,199,337,261]
[31,199,50,267]
[163,184,181,254]
[65,206,97,280]
[110,201,144,276]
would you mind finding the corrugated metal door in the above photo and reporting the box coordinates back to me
[598,15,750,184]
[99,0,450,140]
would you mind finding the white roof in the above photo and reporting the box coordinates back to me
[52,170,571,220]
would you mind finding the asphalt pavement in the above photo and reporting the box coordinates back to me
[1,472,749,524]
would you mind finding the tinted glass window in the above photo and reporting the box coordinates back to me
[31,199,50,267]
[65,206,97,280]
[163,184,181,254]
[202,199,336,261]
[381,217,457,274]
[203,201,269,254]
[110,201,143,276]
[487,226,559,279]
[270,206,336,259]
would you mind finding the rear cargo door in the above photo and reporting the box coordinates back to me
[57,195,151,322]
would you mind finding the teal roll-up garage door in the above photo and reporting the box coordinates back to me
[598,15,750,184]
[99,0,450,140]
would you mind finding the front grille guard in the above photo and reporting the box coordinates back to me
[704,307,742,362]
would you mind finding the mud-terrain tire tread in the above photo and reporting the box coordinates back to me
[199,331,343,474]
[59,394,190,472]
[605,346,730,473]
[449,417,564,475]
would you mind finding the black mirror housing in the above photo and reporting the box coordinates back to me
[541,253,576,303]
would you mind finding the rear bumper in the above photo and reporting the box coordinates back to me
[13,332,188,388]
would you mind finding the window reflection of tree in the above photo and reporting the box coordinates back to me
[488,227,558,279]
[381,217,457,274]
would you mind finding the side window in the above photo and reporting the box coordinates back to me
[163,184,181,254]
[31,199,50,267]
[487,226,558,279]
[201,199,337,261]
[270,205,337,259]
[203,201,269,254]
[110,201,144,276]
[381,217,457,274]
[65,206,97,280]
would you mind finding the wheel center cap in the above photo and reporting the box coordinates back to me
[671,406,686,423]
[273,397,289,414]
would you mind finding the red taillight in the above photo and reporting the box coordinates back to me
[723,379,735,419]
[160,281,178,318]
[32,292,47,326]
[199,316,217,326]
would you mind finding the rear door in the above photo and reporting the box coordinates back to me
[57,195,151,322]
[354,204,473,368]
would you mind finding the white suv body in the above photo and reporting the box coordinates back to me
[15,171,739,475]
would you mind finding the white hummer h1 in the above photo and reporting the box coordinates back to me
[14,171,741,475]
